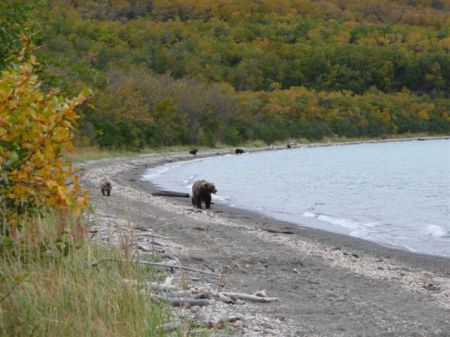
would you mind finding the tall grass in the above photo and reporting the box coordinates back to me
[0,212,180,337]
[64,146,142,162]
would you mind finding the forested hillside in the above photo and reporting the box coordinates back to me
[31,0,450,147]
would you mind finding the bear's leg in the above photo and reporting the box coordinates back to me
[101,188,105,196]
[107,189,110,196]
[192,197,195,206]
[196,199,203,209]
[205,195,211,209]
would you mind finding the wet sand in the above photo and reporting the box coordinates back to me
[80,140,450,337]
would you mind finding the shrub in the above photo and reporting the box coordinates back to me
[0,36,89,234]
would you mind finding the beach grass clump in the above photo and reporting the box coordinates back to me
[0,212,180,337]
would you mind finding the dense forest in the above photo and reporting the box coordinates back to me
[5,0,450,148]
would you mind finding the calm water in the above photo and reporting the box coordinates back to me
[143,140,450,258]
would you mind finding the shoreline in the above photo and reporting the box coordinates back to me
[80,137,450,336]
[142,136,450,263]
[143,165,450,271]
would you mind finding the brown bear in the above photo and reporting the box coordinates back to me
[100,179,112,196]
[189,149,198,155]
[235,148,245,154]
[191,180,217,209]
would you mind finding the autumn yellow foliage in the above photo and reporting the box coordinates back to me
[0,40,89,232]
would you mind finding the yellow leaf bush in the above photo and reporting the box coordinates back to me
[0,42,89,233]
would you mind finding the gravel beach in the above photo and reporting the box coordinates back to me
[79,141,450,337]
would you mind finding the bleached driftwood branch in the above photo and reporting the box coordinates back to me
[91,258,220,278]
[222,291,280,302]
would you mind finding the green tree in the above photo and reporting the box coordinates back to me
[0,0,37,68]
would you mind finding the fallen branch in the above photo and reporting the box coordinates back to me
[90,259,221,278]
[214,292,236,304]
[150,285,237,304]
[222,291,280,302]
[137,260,220,278]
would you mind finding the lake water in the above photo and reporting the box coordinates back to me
[143,139,450,258]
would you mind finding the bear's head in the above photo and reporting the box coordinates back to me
[205,182,217,194]
[101,180,111,188]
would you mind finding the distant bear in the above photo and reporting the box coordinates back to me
[235,148,245,154]
[287,143,292,148]
[192,180,217,209]
[189,149,198,155]
[100,179,112,196]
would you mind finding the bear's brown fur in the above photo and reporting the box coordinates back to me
[191,180,217,209]
[101,179,112,196]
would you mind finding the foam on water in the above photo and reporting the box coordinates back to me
[142,165,171,180]
[212,194,230,203]
[317,214,360,230]
[302,210,382,239]
[303,210,359,229]
[142,162,184,180]
[143,139,450,258]
[302,211,316,218]
[425,224,448,238]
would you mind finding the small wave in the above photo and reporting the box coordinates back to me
[302,210,371,232]
[183,175,199,189]
[213,194,229,203]
[425,224,448,238]
[142,166,171,180]
[317,214,360,230]
[142,162,184,180]
[303,211,316,218]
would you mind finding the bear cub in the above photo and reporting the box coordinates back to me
[192,180,217,209]
[101,179,112,196]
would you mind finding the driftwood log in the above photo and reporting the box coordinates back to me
[222,291,280,302]
[153,295,212,307]
[152,190,190,198]
[262,228,294,235]
[91,258,221,278]
[154,290,278,306]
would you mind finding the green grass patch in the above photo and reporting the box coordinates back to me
[64,147,142,162]
[0,213,183,337]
